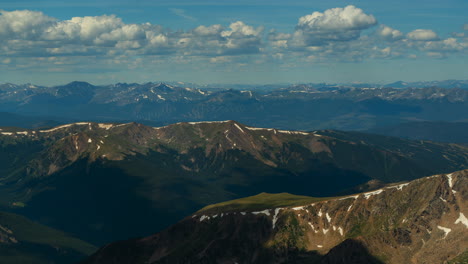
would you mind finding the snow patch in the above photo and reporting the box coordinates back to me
[1,132,13,135]
[16,131,28,135]
[88,138,92,143]
[388,183,409,191]
[240,212,246,215]
[326,213,331,223]
[98,124,114,130]
[455,213,468,228]
[157,94,166,101]
[39,122,90,133]
[292,206,304,211]
[199,215,209,222]
[338,227,344,236]
[245,127,274,131]
[317,245,323,248]
[318,209,323,217]
[187,121,230,125]
[397,183,409,190]
[252,209,270,216]
[446,173,454,188]
[322,228,329,234]
[339,195,359,200]
[437,225,451,238]
[278,130,309,135]
[113,123,131,128]
[272,208,282,229]
[234,123,245,134]
[347,204,353,212]
[0,225,13,234]
[364,189,384,199]
[97,145,101,150]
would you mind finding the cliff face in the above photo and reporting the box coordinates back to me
[83,170,468,264]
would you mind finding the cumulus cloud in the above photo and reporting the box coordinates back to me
[293,5,377,46]
[419,37,467,52]
[0,10,55,40]
[0,10,263,58]
[375,25,403,41]
[406,29,439,41]
[0,7,465,68]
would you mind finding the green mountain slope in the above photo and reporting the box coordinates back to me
[0,210,96,264]
[82,170,468,264]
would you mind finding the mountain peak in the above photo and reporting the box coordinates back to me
[62,81,95,88]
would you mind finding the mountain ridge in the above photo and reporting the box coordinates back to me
[82,169,468,264]
[0,120,466,245]
[1,81,467,131]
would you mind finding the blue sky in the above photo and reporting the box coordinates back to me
[0,0,467,85]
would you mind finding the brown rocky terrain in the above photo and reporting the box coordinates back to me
[83,170,468,264]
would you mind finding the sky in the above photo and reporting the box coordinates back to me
[0,0,467,85]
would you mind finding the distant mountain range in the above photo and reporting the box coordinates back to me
[1,81,467,131]
[82,170,468,264]
[381,80,468,89]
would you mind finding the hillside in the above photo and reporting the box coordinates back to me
[82,170,468,264]
[0,210,96,264]
[0,121,466,245]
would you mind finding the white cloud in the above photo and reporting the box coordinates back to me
[0,7,465,70]
[0,10,55,39]
[376,25,403,41]
[293,5,377,46]
[0,10,263,58]
[221,21,262,37]
[193,25,223,36]
[406,29,439,41]
[420,37,467,52]
[297,5,376,31]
